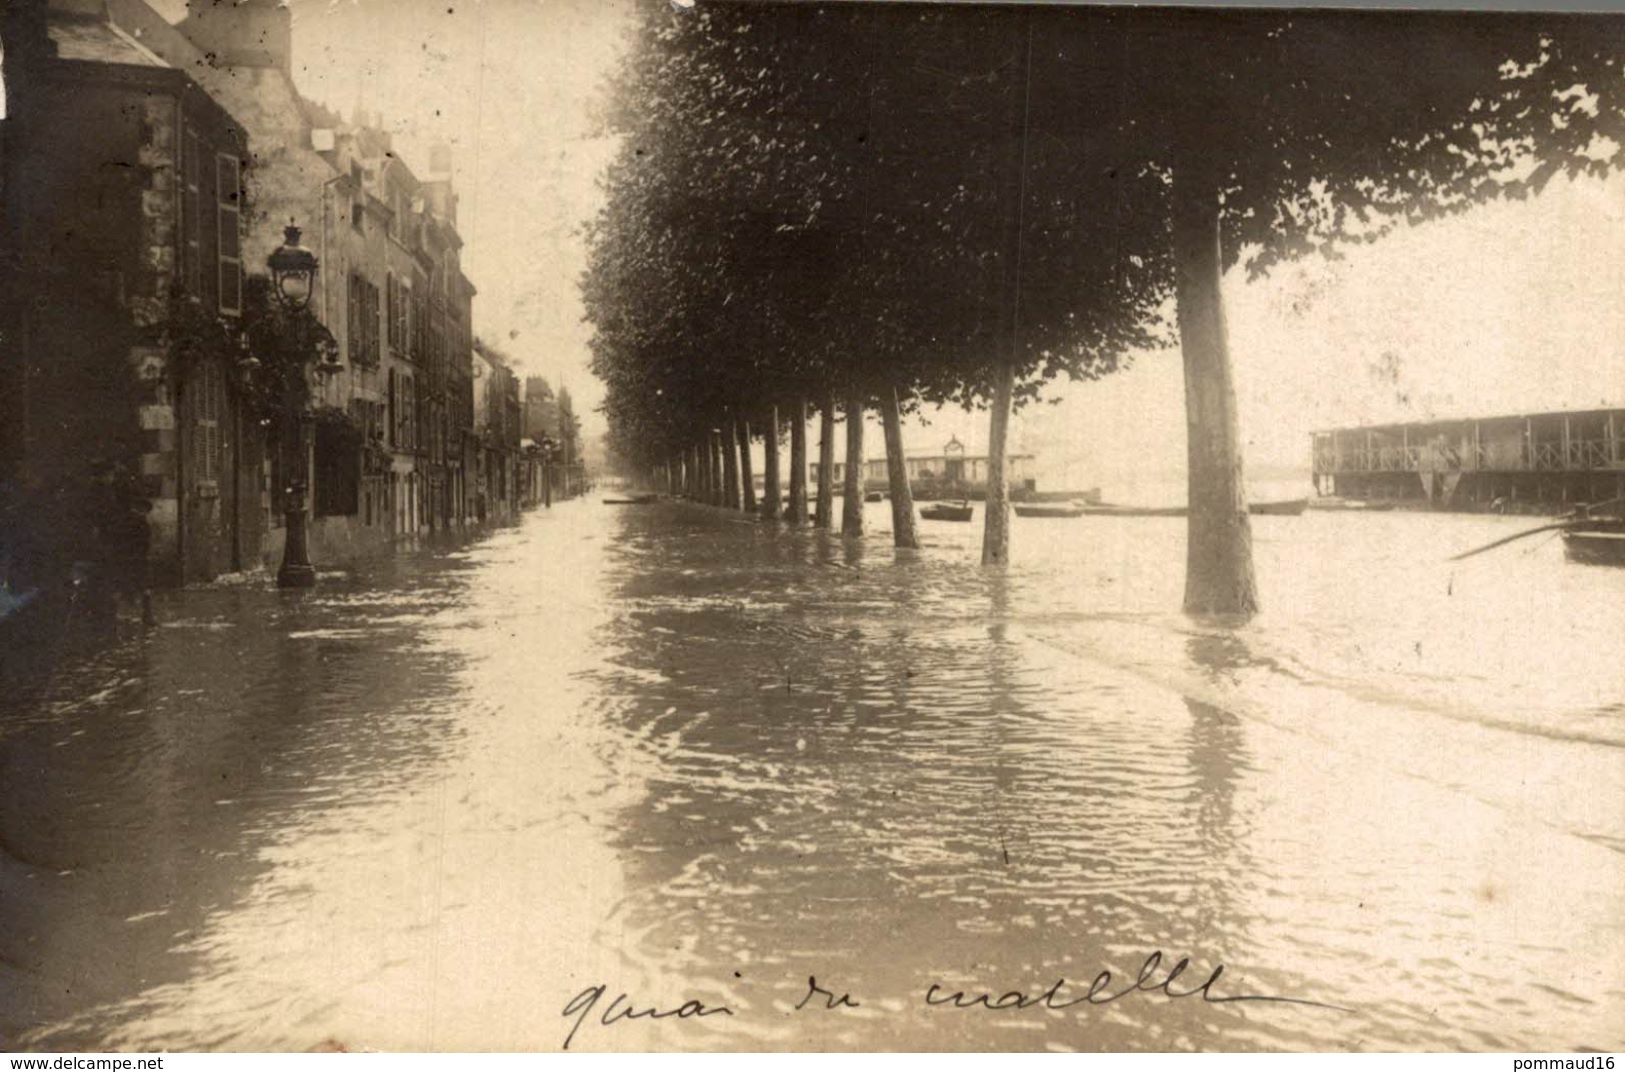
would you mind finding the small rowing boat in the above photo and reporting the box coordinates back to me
[920,501,974,522]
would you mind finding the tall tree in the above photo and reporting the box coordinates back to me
[787,399,810,525]
[841,398,865,536]
[815,397,836,529]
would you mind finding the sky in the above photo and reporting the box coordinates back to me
[160,0,1625,496]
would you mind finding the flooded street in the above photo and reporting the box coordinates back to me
[3,500,1623,1052]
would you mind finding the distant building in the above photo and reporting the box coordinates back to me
[1312,407,1625,509]
[472,343,520,520]
[522,377,561,442]
[810,437,1037,494]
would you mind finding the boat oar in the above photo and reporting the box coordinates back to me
[1447,495,1625,562]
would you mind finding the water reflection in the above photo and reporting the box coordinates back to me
[2,549,478,1049]
[3,502,1622,1051]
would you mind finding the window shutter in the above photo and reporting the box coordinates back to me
[347,274,357,363]
[216,154,242,315]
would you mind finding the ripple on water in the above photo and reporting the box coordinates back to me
[3,502,1622,1051]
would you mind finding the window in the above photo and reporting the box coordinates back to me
[193,360,224,487]
[385,273,397,352]
[216,154,242,314]
[398,281,413,359]
[390,372,417,452]
[348,274,360,364]
[387,369,398,449]
[368,281,379,363]
[348,273,380,366]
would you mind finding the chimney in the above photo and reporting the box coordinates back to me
[429,142,454,179]
[182,0,292,73]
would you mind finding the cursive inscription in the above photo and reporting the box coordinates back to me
[924,952,1352,1014]
[796,975,861,1011]
[561,953,1349,1047]
[561,984,734,1050]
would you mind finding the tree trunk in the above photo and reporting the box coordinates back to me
[737,419,756,512]
[787,397,809,525]
[815,395,836,529]
[709,430,724,507]
[880,386,919,549]
[1173,176,1259,617]
[722,420,741,509]
[981,363,1015,565]
[761,405,782,522]
[842,394,865,536]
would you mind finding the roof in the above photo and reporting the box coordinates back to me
[49,10,167,69]
[892,452,1036,462]
[1313,404,1625,436]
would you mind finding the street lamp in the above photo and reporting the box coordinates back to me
[266,221,341,588]
[266,223,318,312]
[539,436,559,508]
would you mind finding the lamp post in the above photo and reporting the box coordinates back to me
[267,223,342,588]
[539,436,558,508]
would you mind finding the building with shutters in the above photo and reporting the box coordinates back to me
[1,1,257,588]
[2,0,487,597]
[128,0,475,552]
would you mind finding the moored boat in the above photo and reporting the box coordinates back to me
[1075,503,1188,517]
[1562,520,1625,565]
[1307,497,1396,512]
[1073,498,1311,518]
[920,501,974,522]
[1248,497,1310,516]
[1013,502,1087,518]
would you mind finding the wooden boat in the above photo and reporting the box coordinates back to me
[1013,502,1088,518]
[1074,498,1309,518]
[1562,520,1625,565]
[864,491,885,503]
[1019,488,1103,505]
[1076,503,1188,517]
[1248,497,1309,516]
[602,493,660,505]
[920,501,974,522]
[1306,497,1396,512]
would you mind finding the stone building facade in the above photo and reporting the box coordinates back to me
[2,0,493,599]
[1,2,257,587]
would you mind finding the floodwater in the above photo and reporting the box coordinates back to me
[2,499,1622,1052]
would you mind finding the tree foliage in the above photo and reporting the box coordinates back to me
[585,2,1625,473]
